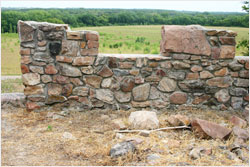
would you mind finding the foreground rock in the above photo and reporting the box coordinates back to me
[232,126,249,141]
[109,141,136,158]
[189,147,212,160]
[229,116,247,128]
[191,118,232,140]
[128,111,159,130]
[167,114,190,126]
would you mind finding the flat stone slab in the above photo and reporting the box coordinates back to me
[1,76,21,80]
[161,25,211,56]
[98,53,170,59]
[1,93,26,108]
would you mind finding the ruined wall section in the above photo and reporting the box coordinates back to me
[18,20,99,111]
[160,25,249,111]
[18,21,248,111]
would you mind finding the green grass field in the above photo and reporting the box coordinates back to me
[1,25,249,75]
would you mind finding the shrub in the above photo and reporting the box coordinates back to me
[135,37,146,43]
[113,43,119,48]
[237,38,249,56]
[143,47,151,54]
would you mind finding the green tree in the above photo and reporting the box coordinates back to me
[9,23,13,33]
[242,1,249,13]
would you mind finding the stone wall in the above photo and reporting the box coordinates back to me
[18,21,249,111]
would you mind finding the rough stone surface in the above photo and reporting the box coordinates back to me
[46,95,67,104]
[72,87,89,96]
[33,52,53,63]
[206,77,232,88]
[115,91,131,103]
[58,63,82,77]
[18,21,35,42]
[132,83,150,101]
[29,66,44,74]
[21,64,30,74]
[229,61,243,71]
[191,65,203,72]
[22,73,40,86]
[41,75,52,83]
[172,61,190,69]
[200,71,214,79]
[214,67,228,76]
[62,84,73,97]
[168,71,185,80]
[72,57,95,66]
[61,40,78,57]
[97,65,113,77]
[96,89,114,104]
[169,92,187,104]
[56,56,73,63]
[128,111,159,130]
[45,64,58,74]
[220,46,235,59]
[215,89,230,103]
[47,83,62,96]
[186,72,199,80]
[234,78,248,87]
[229,88,248,96]
[83,75,102,88]
[101,78,112,88]
[158,77,176,92]
[21,56,32,64]
[81,66,94,74]
[231,97,243,110]
[53,75,70,84]
[192,95,211,104]
[70,78,83,86]
[24,85,44,96]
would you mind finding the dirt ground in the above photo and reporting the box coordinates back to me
[1,106,249,166]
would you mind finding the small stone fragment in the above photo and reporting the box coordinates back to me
[109,141,136,158]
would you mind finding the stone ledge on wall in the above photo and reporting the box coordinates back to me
[18,21,249,111]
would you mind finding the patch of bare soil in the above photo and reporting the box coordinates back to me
[1,107,249,166]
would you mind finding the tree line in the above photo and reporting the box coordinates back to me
[1,8,249,33]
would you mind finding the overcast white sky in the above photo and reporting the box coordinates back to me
[1,0,247,13]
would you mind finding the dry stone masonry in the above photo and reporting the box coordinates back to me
[18,21,249,111]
